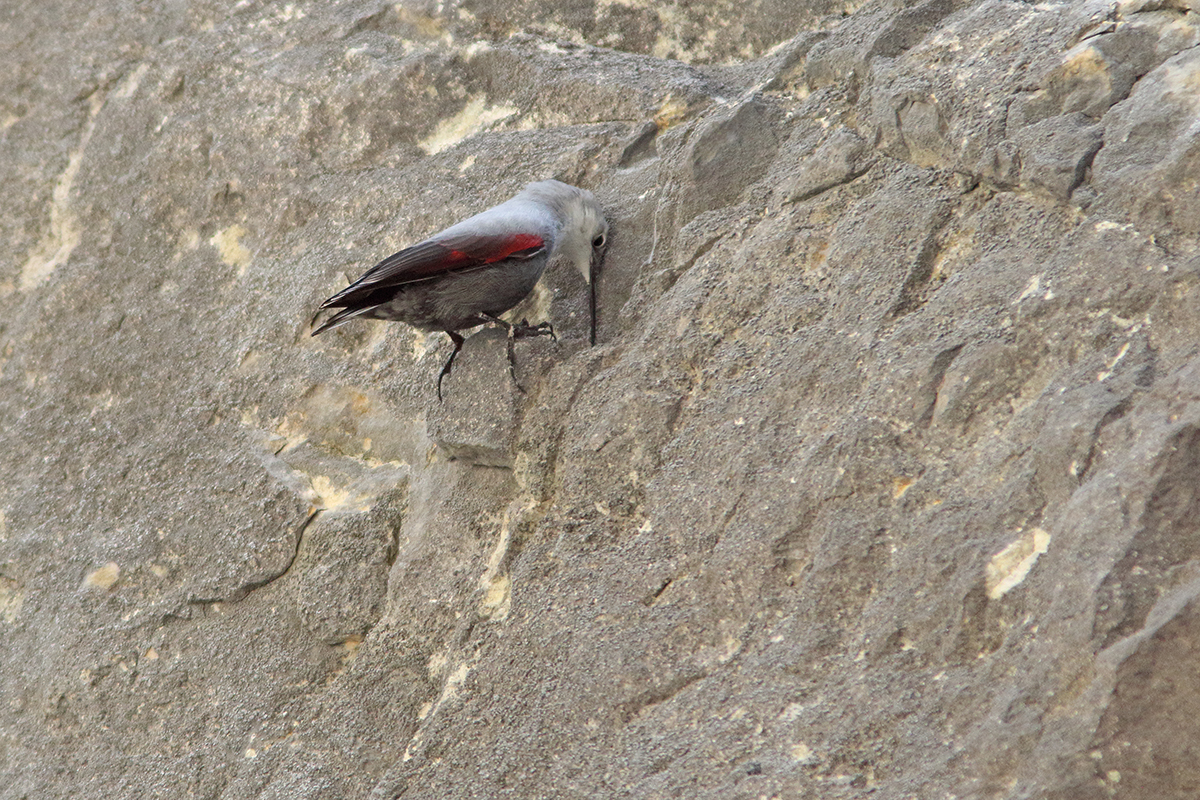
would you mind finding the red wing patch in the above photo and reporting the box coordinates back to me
[446,233,543,267]
[481,233,545,263]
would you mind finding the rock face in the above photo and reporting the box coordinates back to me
[4,0,1200,796]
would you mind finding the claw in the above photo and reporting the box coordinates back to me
[513,321,556,342]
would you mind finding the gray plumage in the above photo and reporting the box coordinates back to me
[313,179,609,396]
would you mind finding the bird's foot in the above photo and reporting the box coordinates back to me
[513,319,556,342]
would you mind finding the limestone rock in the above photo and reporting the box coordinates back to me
[4,0,1200,797]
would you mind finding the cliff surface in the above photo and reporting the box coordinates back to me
[3,0,1200,797]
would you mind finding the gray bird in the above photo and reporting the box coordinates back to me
[313,180,608,398]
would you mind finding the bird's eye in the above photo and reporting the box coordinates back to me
[592,233,607,248]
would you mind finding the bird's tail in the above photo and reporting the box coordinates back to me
[311,304,379,336]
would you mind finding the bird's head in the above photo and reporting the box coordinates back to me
[522,180,609,285]
[560,191,608,286]
[521,180,609,345]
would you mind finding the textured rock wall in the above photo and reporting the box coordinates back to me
[4,0,1200,797]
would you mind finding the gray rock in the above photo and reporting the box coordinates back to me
[783,129,875,203]
[5,0,1200,797]
[1010,10,1200,125]
[805,0,962,93]
[1092,45,1200,236]
[684,98,783,219]
[1012,112,1104,201]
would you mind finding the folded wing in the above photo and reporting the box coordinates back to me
[320,231,546,311]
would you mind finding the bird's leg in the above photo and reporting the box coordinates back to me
[437,331,465,401]
[475,314,557,393]
[477,313,513,334]
[507,335,523,393]
[477,313,530,393]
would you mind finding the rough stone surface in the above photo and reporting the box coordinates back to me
[4,0,1200,797]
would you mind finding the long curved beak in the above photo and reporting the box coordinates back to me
[588,252,599,346]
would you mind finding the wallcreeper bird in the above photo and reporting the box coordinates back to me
[313,180,608,399]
